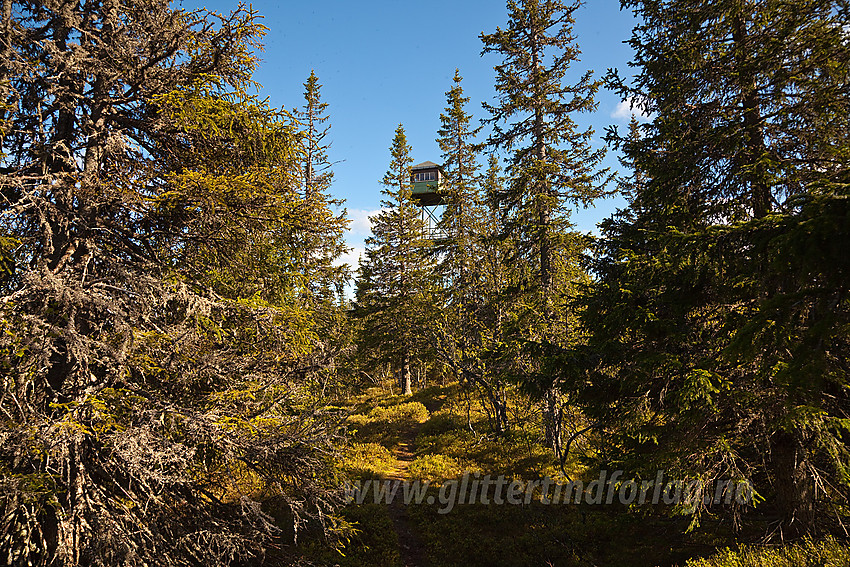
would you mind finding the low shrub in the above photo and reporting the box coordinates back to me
[338,442,397,479]
[367,401,430,424]
[685,537,850,567]
[418,411,463,437]
[302,503,401,567]
[416,427,554,479]
[408,454,470,482]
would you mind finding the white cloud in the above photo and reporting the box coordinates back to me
[335,245,366,269]
[335,244,366,300]
[346,208,386,236]
[612,97,653,122]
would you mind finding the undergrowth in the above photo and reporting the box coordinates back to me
[306,381,848,567]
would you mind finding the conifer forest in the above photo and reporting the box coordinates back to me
[0,1,848,565]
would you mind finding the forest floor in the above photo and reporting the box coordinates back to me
[386,420,429,567]
[300,382,849,567]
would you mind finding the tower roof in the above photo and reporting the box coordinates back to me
[412,161,440,170]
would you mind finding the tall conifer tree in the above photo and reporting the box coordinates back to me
[480,0,609,447]
[430,72,512,433]
[294,71,350,377]
[0,2,347,563]
[355,125,436,395]
[299,70,334,199]
[481,0,608,311]
[577,0,850,535]
[436,70,482,292]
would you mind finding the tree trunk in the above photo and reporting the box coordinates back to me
[479,379,509,435]
[495,395,509,435]
[732,11,770,220]
[530,26,553,315]
[400,350,412,395]
[771,429,815,538]
[543,389,561,450]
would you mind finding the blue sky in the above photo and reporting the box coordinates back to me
[179,0,646,266]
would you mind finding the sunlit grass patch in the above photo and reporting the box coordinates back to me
[366,401,429,424]
[685,537,850,567]
[415,423,555,479]
[346,401,430,446]
[338,442,397,479]
[408,453,474,482]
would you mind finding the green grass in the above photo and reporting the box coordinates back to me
[365,401,430,424]
[346,400,429,447]
[685,537,850,567]
[337,442,398,479]
[408,453,472,481]
[302,504,402,567]
[415,422,555,479]
[327,380,849,567]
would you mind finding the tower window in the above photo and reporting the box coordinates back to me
[413,171,436,182]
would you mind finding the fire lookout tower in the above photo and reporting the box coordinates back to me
[410,161,446,239]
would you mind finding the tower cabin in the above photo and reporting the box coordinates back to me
[409,161,446,240]
[410,161,444,206]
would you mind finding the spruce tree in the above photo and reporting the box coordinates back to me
[0,2,346,563]
[355,125,436,396]
[434,70,482,355]
[295,70,347,299]
[299,70,334,199]
[473,155,515,433]
[578,0,850,535]
[480,0,609,447]
[436,69,482,294]
[430,71,512,433]
[294,71,350,380]
[481,0,609,310]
